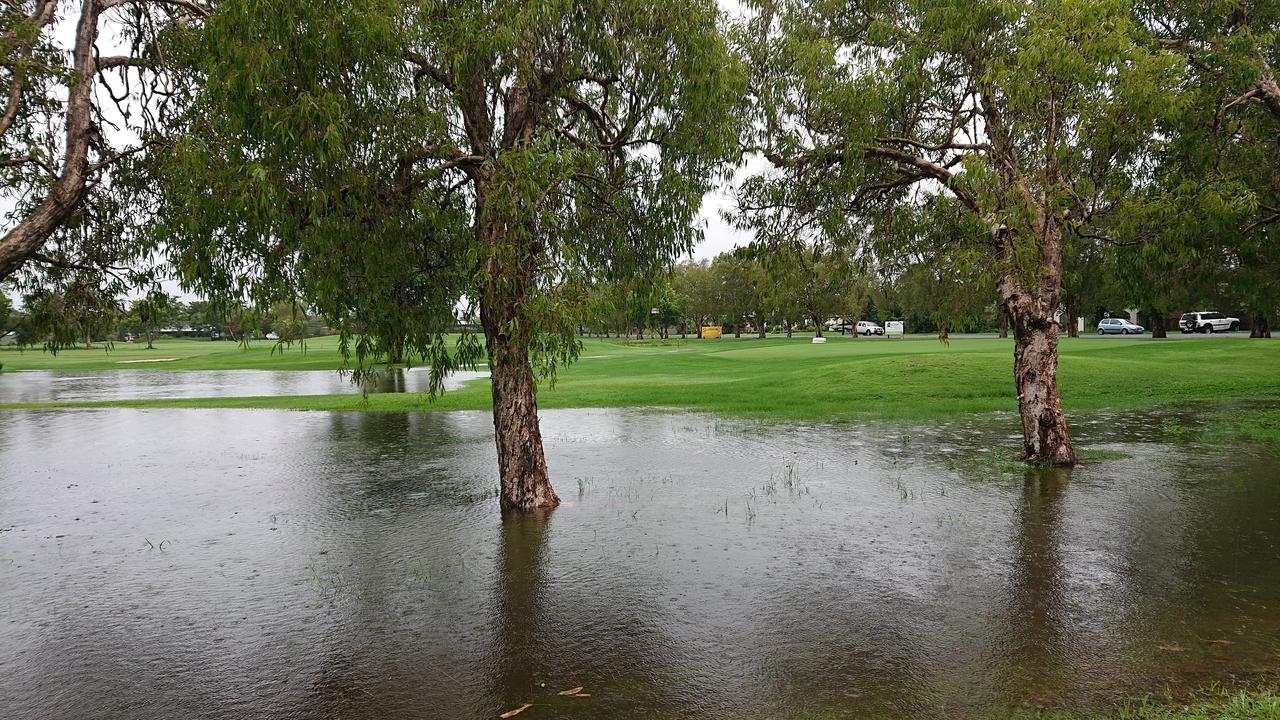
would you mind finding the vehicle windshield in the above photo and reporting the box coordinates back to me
[1200,312,1225,320]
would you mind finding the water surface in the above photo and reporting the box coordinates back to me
[0,406,1277,719]
[0,367,487,403]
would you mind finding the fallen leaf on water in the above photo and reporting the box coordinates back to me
[573,693,591,698]
[1158,644,1186,652]
[557,687,584,696]
[1205,639,1234,646]
[499,704,533,718]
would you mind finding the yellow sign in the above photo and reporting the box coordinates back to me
[701,326,723,339]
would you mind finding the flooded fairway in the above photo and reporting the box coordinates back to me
[0,406,1278,719]
[0,367,487,404]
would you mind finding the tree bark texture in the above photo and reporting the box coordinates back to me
[477,215,559,512]
[997,223,1076,466]
[0,0,98,280]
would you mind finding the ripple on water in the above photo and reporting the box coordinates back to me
[0,406,1277,720]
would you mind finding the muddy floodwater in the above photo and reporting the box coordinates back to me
[0,367,487,404]
[1,404,1278,719]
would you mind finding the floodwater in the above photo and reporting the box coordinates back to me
[0,367,487,403]
[0,404,1278,720]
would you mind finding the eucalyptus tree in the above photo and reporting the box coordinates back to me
[671,259,718,337]
[735,0,1182,464]
[123,288,175,348]
[1141,0,1280,337]
[158,0,741,510]
[1,0,209,280]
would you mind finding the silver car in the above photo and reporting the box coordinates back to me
[1097,318,1144,335]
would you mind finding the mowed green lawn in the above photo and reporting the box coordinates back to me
[2,333,1278,422]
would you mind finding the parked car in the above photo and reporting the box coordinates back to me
[1179,311,1240,334]
[1096,318,1144,335]
[824,318,852,333]
[856,320,883,336]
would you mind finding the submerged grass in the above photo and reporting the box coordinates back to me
[2,335,1279,426]
[1026,689,1280,720]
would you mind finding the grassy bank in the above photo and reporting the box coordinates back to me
[0,336,349,371]
[1034,689,1280,720]
[2,334,1278,422]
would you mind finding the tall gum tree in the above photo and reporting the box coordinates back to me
[157,0,741,510]
[734,0,1181,464]
[0,0,209,281]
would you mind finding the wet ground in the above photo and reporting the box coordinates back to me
[0,404,1277,720]
[0,367,487,403]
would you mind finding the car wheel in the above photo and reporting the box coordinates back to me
[1230,322,1239,332]
[1204,324,1213,334]
[1098,328,1105,335]
[1121,328,1130,335]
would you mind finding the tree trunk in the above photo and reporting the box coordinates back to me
[997,222,1076,467]
[998,311,1008,338]
[388,334,406,365]
[937,319,949,341]
[757,318,766,338]
[0,0,98,280]
[1251,314,1272,338]
[145,329,153,349]
[811,313,823,338]
[477,215,559,512]
[733,323,741,338]
[786,320,792,338]
[1149,308,1167,339]
[1064,297,1080,338]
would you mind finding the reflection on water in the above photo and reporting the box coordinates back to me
[0,407,1277,719]
[0,367,488,403]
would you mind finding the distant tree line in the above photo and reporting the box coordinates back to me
[0,291,333,351]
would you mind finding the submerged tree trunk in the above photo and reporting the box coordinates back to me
[1251,314,1272,338]
[478,217,559,512]
[1149,308,1167,339]
[997,223,1076,466]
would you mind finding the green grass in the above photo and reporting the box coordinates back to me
[2,334,1279,423]
[0,336,350,371]
[1021,689,1280,720]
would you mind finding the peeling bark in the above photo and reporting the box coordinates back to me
[996,223,1076,466]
